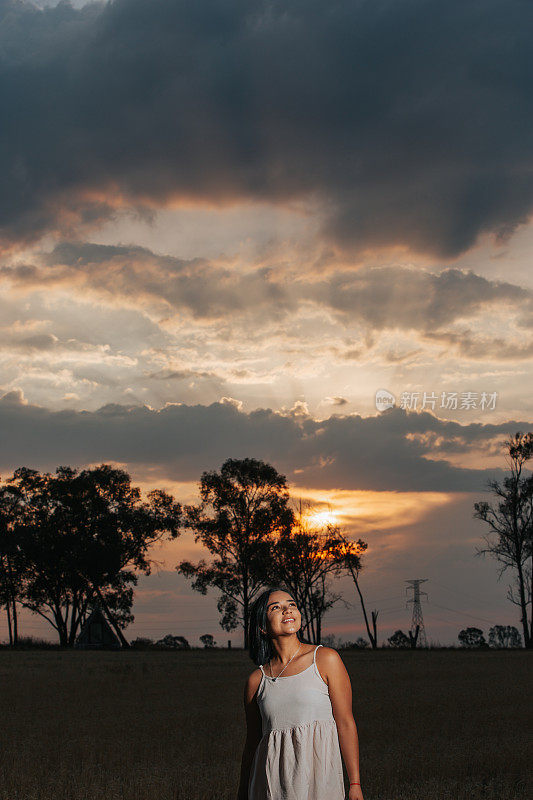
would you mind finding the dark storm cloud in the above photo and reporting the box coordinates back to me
[313,267,529,332]
[0,390,524,491]
[421,330,533,360]
[2,242,531,353]
[1,0,532,256]
[1,240,294,320]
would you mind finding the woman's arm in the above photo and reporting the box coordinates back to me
[319,647,364,800]
[236,670,263,800]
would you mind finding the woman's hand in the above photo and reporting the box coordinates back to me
[348,783,364,800]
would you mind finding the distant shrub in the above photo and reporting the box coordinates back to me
[340,637,370,649]
[0,636,58,649]
[130,637,155,649]
[320,634,344,649]
[458,627,488,648]
[154,634,190,649]
[388,630,411,649]
[488,625,522,648]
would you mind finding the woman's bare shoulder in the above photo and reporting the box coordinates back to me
[316,646,347,681]
[317,645,345,666]
[244,666,263,701]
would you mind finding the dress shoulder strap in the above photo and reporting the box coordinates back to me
[259,664,265,675]
[312,644,325,682]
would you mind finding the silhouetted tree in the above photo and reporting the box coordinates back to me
[200,633,216,647]
[177,458,294,648]
[0,479,26,645]
[3,464,181,646]
[155,634,190,649]
[329,528,381,648]
[131,636,154,649]
[458,627,487,648]
[388,629,410,648]
[408,624,420,648]
[265,506,351,643]
[474,431,533,648]
[488,624,522,648]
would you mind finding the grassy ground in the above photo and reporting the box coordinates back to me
[0,647,529,800]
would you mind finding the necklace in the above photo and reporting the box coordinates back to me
[268,642,302,681]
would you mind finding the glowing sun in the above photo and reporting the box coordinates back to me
[308,509,337,527]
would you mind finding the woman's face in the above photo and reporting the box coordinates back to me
[264,591,301,638]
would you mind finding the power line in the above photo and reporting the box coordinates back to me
[365,595,406,605]
[423,614,462,627]
[429,579,492,606]
[427,601,496,626]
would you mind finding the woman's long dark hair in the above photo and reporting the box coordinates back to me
[248,585,309,665]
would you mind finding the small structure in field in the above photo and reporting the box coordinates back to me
[75,606,122,649]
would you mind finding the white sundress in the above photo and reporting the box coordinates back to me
[248,644,345,800]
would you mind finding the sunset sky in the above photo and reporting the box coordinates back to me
[1,0,532,647]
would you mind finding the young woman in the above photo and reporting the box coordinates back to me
[237,585,364,800]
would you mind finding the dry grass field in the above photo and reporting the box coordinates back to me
[0,647,530,800]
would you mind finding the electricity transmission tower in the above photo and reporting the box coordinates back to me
[405,579,429,647]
